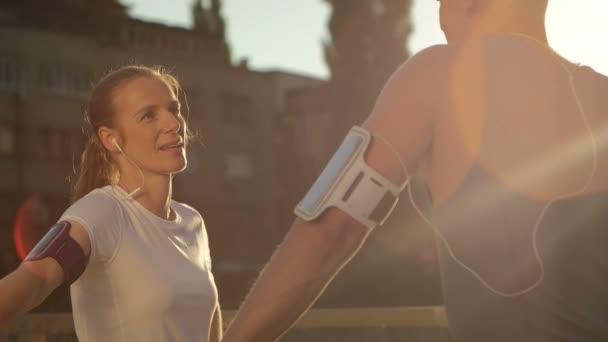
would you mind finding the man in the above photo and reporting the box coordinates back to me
[224,0,608,341]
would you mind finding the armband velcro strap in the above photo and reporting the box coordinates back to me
[369,189,400,224]
[25,221,88,285]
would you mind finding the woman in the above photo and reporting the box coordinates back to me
[0,65,222,342]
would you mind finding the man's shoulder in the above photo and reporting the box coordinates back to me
[410,44,455,62]
[388,44,460,90]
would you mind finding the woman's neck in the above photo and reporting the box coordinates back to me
[119,173,174,220]
[141,175,173,220]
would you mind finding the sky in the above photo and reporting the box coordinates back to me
[120,0,608,79]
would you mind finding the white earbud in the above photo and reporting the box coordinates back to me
[111,137,144,199]
[111,137,123,153]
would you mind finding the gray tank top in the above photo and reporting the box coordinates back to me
[432,37,608,341]
[434,167,608,341]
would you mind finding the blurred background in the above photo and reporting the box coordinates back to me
[0,0,606,341]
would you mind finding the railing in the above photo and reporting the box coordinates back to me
[2,306,451,341]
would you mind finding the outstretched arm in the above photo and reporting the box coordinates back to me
[222,45,447,342]
[0,257,63,325]
[223,210,369,342]
[0,220,90,327]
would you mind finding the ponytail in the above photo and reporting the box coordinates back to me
[71,135,117,203]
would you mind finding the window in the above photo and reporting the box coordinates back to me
[38,65,62,93]
[221,94,251,125]
[224,153,253,180]
[38,126,62,161]
[38,127,83,162]
[66,129,86,162]
[0,57,20,91]
[38,63,90,97]
[0,123,15,156]
[127,27,160,50]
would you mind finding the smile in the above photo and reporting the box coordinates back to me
[159,142,184,151]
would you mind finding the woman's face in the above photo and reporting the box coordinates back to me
[111,76,187,176]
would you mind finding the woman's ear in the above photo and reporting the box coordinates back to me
[98,127,120,153]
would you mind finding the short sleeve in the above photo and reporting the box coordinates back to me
[60,189,123,265]
[199,215,212,272]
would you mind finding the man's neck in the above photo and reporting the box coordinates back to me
[469,16,548,45]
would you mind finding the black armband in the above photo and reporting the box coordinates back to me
[25,221,89,285]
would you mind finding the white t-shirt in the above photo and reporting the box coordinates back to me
[60,185,218,342]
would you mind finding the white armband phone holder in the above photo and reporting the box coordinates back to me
[294,126,408,230]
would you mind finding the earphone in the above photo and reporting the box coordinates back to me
[375,33,598,298]
[111,137,145,199]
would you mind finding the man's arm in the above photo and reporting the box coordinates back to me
[222,45,450,342]
[223,210,368,342]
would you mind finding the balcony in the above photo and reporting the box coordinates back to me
[2,306,452,341]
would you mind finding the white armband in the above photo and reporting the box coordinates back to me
[294,126,408,229]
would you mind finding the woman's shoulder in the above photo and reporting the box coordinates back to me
[172,200,198,212]
[63,186,125,265]
[64,185,124,218]
[172,200,205,226]
[80,185,119,201]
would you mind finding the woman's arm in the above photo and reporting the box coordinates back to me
[0,258,62,325]
[0,220,90,327]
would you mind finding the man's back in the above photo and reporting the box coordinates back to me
[429,34,608,205]
[427,34,608,341]
[220,2,608,341]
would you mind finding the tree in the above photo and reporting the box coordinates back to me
[319,1,443,307]
[324,0,413,145]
